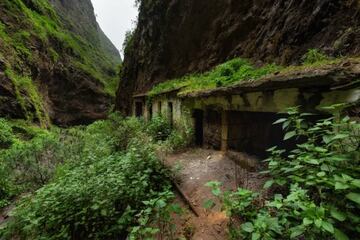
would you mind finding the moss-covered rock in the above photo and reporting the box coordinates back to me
[0,0,121,126]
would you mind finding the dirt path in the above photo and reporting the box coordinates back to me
[164,149,236,240]
[164,148,268,240]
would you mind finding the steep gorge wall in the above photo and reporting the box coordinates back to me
[116,0,360,114]
[0,0,121,126]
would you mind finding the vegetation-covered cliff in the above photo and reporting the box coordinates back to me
[116,0,360,114]
[0,0,121,126]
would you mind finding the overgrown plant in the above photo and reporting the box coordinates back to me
[0,114,190,239]
[206,107,360,240]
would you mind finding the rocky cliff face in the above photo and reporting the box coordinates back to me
[116,0,360,114]
[0,0,121,126]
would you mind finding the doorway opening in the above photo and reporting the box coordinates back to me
[135,101,143,117]
[193,110,204,146]
[168,102,174,126]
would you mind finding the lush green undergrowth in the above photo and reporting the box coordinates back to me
[149,49,341,96]
[0,114,192,239]
[206,107,360,240]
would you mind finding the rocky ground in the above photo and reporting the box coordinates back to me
[164,148,268,240]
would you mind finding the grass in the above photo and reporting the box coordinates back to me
[149,50,349,97]
[5,68,50,128]
[149,58,283,96]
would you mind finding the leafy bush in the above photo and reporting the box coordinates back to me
[207,108,360,240]
[146,116,172,141]
[1,114,187,239]
[163,118,193,152]
[0,119,60,206]
[0,119,14,149]
[3,140,171,239]
[302,49,330,65]
[2,131,59,191]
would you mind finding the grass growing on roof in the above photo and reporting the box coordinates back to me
[149,50,349,96]
[149,58,283,96]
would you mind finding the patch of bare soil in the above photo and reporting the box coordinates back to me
[164,148,268,240]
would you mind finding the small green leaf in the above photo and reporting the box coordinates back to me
[290,227,304,238]
[303,217,313,226]
[241,222,254,233]
[273,118,287,125]
[306,159,320,165]
[334,228,349,240]
[203,199,215,209]
[315,219,322,228]
[317,172,326,177]
[322,221,334,233]
[284,131,296,140]
[346,192,360,205]
[351,179,360,188]
[330,208,346,222]
[335,182,349,190]
[211,188,222,197]
[252,232,260,240]
[263,180,274,189]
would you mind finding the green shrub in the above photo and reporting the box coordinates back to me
[0,119,14,149]
[146,116,172,141]
[4,140,171,239]
[164,119,193,152]
[1,127,60,194]
[302,49,330,65]
[0,115,185,239]
[207,107,360,240]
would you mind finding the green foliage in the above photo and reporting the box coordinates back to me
[206,107,360,239]
[0,119,60,210]
[149,58,282,96]
[0,119,14,149]
[5,68,49,127]
[0,114,190,239]
[302,49,330,65]
[0,0,119,100]
[129,191,183,240]
[146,116,173,141]
[6,141,170,239]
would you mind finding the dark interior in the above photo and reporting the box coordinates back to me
[203,110,222,150]
[168,102,173,126]
[193,109,204,146]
[227,111,293,158]
[135,101,143,117]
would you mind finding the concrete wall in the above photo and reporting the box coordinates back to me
[185,88,360,114]
[133,87,359,157]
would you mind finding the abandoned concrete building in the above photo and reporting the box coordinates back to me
[133,63,360,158]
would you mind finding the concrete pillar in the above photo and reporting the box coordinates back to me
[221,110,229,152]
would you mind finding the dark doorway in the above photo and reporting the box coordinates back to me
[193,110,204,146]
[227,111,293,158]
[168,102,174,126]
[149,105,153,120]
[204,110,222,150]
[135,101,143,117]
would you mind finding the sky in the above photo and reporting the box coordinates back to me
[91,0,138,57]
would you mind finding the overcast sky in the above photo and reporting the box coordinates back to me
[91,0,138,57]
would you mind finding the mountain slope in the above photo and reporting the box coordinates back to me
[0,0,121,126]
[116,0,360,114]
